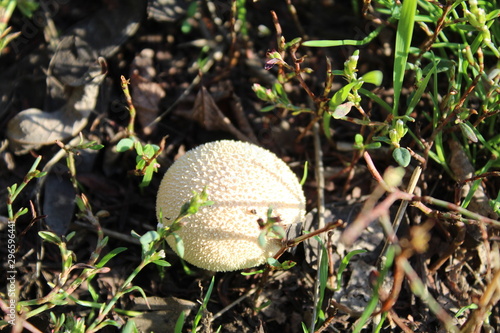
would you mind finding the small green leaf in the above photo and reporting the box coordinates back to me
[139,165,155,188]
[8,183,18,195]
[134,141,144,155]
[241,268,266,276]
[271,225,286,239]
[273,83,286,97]
[260,105,276,112]
[38,231,62,245]
[280,260,296,270]
[121,319,139,333]
[258,232,267,248]
[336,249,367,291]
[175,311,185,333]
[285,37,302,49]
[266,257,280,267]
[65,231,76,242]
[365,142,382,149]
[173,233,184,258]
[322,112,332,139]
[354,133,364,146]
[17,0,39,17]
[459,122,478,143]
[140,231,160,246]
[124,286,148,302]
[300,161,308,186]
[360,70,383,86]
[393,147,411,167]
[96,247,128,268]
[330,82,356,108]
[152,259,171,267]
[84,141,105,150]
[130,230,141,239]
[455,303,478,318]
[192,277,215,331]
[302,40,347,47]
[422,59,454,75]
[373,136,392,144]
[116,138,135,152]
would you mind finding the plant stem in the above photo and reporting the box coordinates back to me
[7,156,43,220]
[86,260,149,333]
[120,75,136,136]
[310,122,325,332]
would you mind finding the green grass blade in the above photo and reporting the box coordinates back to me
[393,0,418,115]
[352,245,395,333]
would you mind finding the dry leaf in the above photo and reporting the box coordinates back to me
[6,59,107,154]
[449,140,498,220]
[130,49,166,135]
[192,86,254,142]
[129,296,197,333]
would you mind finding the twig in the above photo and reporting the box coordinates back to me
[310,122,325,333]
[424,72,482,166]
[376,166,422,267]
[459,258,500,332]
[120,75,136,136]
[212,287,257,321]
[72,221,141,245]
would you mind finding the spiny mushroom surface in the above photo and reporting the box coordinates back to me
[156,140,306,271]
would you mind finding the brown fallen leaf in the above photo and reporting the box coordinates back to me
[191,86,256,143]
[6,59,107,154]
[129,296,197,333]
[448,140,498,247]
[448,140,498,220]
[130,49,166,135]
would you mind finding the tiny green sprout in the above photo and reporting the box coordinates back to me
[265,50,286,70]
[178,187,214,219]
[267,257,296,271]
[284,37,302,50]
[75,194,92,213]
[241,267,267,276]
[389,129,400,148]
[335,249,367,291]
[360,70,383,86]
[139,230,160,256]
[116,137,165,188]
[395,119,406,139]
[353,133,382,151]
[344,50,359,78]
[116,137,135,152]
[455,303,479,318]
[458,122,479,143]
[257,207,286,248]
[191,277,215,332]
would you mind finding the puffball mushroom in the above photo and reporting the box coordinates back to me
[156,140,306,272]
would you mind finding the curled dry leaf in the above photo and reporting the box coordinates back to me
[130,49,166,135]
[191,86,257,143]
[448,140,498,220]
[6,59,107,154]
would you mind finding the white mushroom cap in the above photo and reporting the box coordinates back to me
[156,140,306,271]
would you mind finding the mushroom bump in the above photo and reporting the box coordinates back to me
[156,140,306,271]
